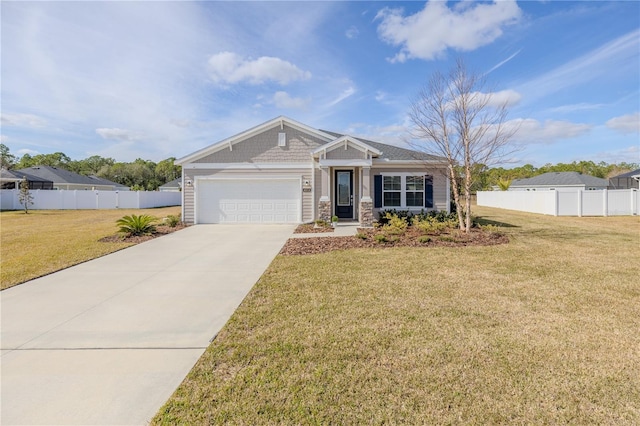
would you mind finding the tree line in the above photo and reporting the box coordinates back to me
[0,144,180,191]
[1,144,637,193]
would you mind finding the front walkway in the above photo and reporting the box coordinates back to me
[1,224,294,425]
[290,222,362,238]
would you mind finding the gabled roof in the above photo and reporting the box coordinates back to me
[511,172,608,187]
[320,130,444,162]
[16,166,122,187]
[610,168,640,179]
[175,116,336,165]
[311,135,382,157]
[88,175,129,189]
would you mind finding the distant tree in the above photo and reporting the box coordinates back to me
[1,144,16,169]
[409,58,518,233]
[496,178,512,191]
[155,157,181,184]
[18,178,34,214]
[69,155,115,175]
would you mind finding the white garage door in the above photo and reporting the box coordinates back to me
[196,179,300,224]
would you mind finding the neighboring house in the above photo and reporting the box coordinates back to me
[159,178,182,192]
[608,168,640,189]
[176,116,449,225]
[509,172,608,192]
[0,168,54,189]
[15,166,129,191]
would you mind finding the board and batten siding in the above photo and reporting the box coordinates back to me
[182,168,313,224]
[194,124,326,164]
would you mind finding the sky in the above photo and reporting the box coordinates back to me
[1,1,639,168]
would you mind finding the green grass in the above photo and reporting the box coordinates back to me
[153,207,640,425]
[0,207,180,290]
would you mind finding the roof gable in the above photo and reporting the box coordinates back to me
[176,116,335,165]
[312,135,382,158]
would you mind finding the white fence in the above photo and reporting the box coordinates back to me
[0,189,181,211]
[477,189,638,216]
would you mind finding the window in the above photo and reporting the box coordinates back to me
[406,176,424,207]
[278,132,286,147]
[383,176,401,207]
[376,174,433,209]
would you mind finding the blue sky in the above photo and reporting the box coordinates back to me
[2,1,639,167]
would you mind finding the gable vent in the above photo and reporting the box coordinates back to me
[278,132,286,147]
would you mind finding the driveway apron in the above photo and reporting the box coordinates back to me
[1,224,294,425]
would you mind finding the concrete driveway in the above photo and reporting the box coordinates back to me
[1,224,294,425]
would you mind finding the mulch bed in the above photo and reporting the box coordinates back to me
[280,227,509,255]
[293,223,334,234]
[99,224,188,244]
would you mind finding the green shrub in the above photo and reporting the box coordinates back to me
[438,235,456,243]
[382,213,408,235]
[378,209,413,226]
[481,224,501,234]
[314,219,329,227]
[418,236,431,243]
[412,216,448,235]
[355,232,367,240]
[374,234,387,243]
[164,214,181,228]
[116,214,157,237]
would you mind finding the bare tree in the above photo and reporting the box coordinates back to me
[409,59,518,232]
[18,178,34,214]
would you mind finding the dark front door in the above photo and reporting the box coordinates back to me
[335,170,353,219]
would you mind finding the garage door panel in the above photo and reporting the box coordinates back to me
[197,179,300,224]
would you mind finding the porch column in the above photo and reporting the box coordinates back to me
[359,166,374,226]
[318,166,332,222]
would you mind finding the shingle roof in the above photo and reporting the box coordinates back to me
[610,168,640,178]
[159,178,181,189]
[16,166,122,187]
[0,168,53,183]
[320,130,444,162]
[511,172,608,187]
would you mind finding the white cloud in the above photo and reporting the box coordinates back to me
[1,113,47,128]
[508,118,592,144]
[272,91,310,110]
[468,89,522,108]
[17,148,40,156]
[208,52,311,86]
[606,112,640,134]
[375,91,387,102]
[326,87,356,107]
[95,128,142,142]
[345,25,359,39]
[376,0,521,62]
[547,103,605,114]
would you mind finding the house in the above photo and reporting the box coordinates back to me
[0,168,54,189]
[15,166,129,191]
[175,116,449,225]
[509,172,608,192]
[608,168,640,190]
[159,178,182,192]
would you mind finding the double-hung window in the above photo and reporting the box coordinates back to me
[376,174,433,209]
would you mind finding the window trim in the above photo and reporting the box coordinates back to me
[380,173,428,209]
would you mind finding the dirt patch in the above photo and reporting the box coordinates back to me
[280,227,508,255]
[293,223,334,234]
[99,224,188,244]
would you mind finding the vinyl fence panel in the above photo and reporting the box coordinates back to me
[477,189,637,216]
[0,190,180,211]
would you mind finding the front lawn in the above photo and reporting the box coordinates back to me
[0,207,181,290]
[153,207,640,424]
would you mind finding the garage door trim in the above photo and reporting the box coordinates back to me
[194,176,302,224]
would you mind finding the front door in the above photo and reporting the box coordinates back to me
[335,170,353,219]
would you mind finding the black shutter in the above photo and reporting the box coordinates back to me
[374,175,382,208]
[425,175,433,208]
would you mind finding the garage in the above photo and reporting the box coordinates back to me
[195,178,301,224]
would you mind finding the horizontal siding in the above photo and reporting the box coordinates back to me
[195,124,325,163]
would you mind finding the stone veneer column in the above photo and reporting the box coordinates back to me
[358,166,373,226]
[318,166,332,222]
[359,200,373,226]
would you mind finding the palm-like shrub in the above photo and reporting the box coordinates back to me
[116,214,157,237]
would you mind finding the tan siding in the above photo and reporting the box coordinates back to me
[325,145,365,160]
[195,124,325,163]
